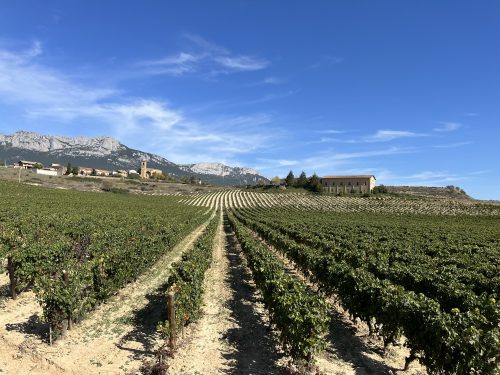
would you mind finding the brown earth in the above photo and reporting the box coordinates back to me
[168,211,288,374]
[0,216,212,375]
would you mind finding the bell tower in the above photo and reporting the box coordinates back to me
[140,159,147,179]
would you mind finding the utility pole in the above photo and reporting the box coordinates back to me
[18,167,21,183]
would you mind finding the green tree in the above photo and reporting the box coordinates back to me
[312,181,323,193]
[372,185,387,194]
[295,171,308,188]
[285,170,295,186]
[72,167,79,175]
[307,173,320,190]
[91,168,97,176]
[271,176,281,185]
[65,163,72,175]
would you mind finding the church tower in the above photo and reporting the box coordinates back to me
[140,160,147,179]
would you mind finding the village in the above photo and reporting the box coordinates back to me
[10,160,379,193]
[12,159,163,180]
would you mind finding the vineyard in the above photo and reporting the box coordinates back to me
[229,207,499,374]
[0,180,499,374]
[178,189,500,216]
[0,181,209,339]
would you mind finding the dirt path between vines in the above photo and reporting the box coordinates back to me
[0,215,213,375]
[168,213,288,374]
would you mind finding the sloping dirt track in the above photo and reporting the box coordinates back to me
[0,217,212,374]
[168,211,288,374]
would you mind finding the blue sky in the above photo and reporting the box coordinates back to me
[0,1,499,199]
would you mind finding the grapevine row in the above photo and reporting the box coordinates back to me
[231,209,499,374]
[160,210,220,337]
[227,210,329,363]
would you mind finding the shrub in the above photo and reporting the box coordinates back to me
[101,180,114,192]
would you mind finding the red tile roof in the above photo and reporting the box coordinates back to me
[322,175,376,179]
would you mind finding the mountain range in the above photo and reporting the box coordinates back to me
[0,131,268,186]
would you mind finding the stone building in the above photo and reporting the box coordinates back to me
[140,160,163,179]
[321,175,376,194]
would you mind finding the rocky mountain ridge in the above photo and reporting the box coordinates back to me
[0,131,267,185]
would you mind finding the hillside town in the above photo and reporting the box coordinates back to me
[13,159,163,179]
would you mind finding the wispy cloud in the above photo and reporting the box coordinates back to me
[464,112,479,117]
[240,90,298,105]
[0,41,280,164]
[246,76,287,86]
[308,129,427,145]
[316,129,346,134]
[253,146,416,177]
[433,122,462,132]
[263,76,286,85]
[311,56,343,69]
[138,34,269,77]
[365,130,427,142]
[433,141,472,149]
[255,158,300,169]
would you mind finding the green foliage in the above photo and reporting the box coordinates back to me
[128,173,141,180]
[101,180,114,192]
[271,176,281,185]
[233,207,500,374]
[227,210,329,363]
[285,170,295,186]
[372,184,388,194]
[295,171,308,188]
[159,211,220,338]
[0,180,208,340]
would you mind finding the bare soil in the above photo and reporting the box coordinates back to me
[1,211,429,375]
[0,167,221,196]
[0,217,211,374]
[168,212,288,374]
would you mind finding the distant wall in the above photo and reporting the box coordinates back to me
[34,169,59,176]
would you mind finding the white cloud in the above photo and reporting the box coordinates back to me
[263,77,286,85]
[0,42,279,165]
[316,129,346,134]
[252,147,415,178]
[138,34,269,77]
[213,55,268,71]
[433,122,462,132]
[365,130,427,142]
[433,141,472,149]
[311,56,343,69]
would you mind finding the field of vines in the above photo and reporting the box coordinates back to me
[178,189,500,216]
[229,206,500,374]
[0,180,208,340]
[1,179,499,374]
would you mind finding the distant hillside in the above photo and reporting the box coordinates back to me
[0,131,268,186]
[385,185,472,200]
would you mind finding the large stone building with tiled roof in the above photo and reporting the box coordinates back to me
[321,175,376,194]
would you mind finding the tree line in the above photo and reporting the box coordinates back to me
[269,171,323,193]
